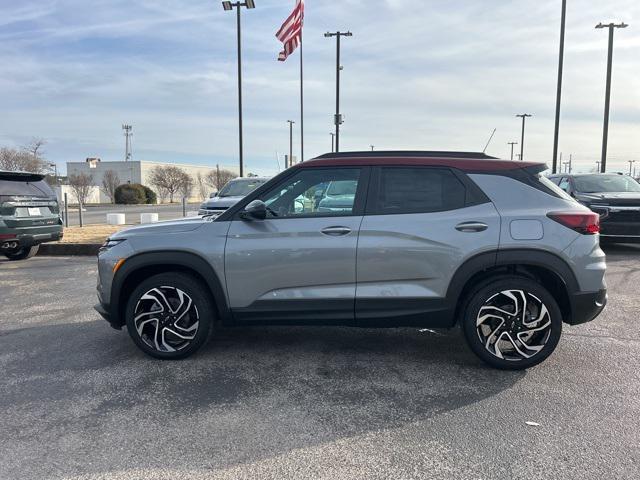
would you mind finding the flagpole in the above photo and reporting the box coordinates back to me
[300,23,304,162]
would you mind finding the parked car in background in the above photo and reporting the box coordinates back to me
[0,171,63,260]
[548,173,640,243]
[198,177,269,216]
[96,151,606,370]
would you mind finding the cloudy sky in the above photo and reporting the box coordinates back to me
[0,0,638,175]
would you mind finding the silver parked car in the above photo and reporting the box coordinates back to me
[96,151,606,370]
[198,177,269,216]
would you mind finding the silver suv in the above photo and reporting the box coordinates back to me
[95,151,607,369]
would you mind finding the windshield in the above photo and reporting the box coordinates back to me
[574,175,640,193]
[326,180,358,196]
[218,179,266,198]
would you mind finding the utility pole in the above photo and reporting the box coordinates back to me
[122,124,133,161]
[324,31,352,153]
[628,160,636,176]
[552,0,567,174]
[595,21,629,173]
[330,133,335,153]
[508,142,518,161]
[222,0,256,177]
[516,114,532,161]
[287,120,295,168]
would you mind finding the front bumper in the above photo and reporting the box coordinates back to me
[94,302,122,330]
[567,289,607,325]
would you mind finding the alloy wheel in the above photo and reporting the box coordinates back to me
[134,286,200,352]
[476,289,552,362]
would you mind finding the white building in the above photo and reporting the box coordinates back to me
[66,158,239,202]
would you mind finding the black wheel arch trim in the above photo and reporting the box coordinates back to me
[109,251,231,327]
[445,248,581,322]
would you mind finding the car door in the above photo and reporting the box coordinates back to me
[225,167,369,324]
[355,166,501,327]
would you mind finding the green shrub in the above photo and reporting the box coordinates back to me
[114,184,146,204]
[141,185,157,204]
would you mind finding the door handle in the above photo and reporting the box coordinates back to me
[321,226,352,236]
[455,222,488,233]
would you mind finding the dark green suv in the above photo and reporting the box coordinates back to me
[0,171,63,261]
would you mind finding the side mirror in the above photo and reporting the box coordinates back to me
[209,190,218,198]
[241,200,267,221]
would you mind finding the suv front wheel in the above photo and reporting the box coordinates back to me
[125,272,214,359]
[461,277,562,370]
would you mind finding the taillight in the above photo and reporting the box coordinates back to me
[547,212,600,235]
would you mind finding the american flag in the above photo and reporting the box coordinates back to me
[275,0,304,61]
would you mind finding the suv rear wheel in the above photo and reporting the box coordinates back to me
[461,277,562,370]
[4,245,39,261]
[125,272,214,359]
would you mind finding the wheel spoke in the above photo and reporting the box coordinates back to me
[476,289,552,362]
[134,285,200,353]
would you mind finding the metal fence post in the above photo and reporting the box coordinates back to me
[63,193,69,228]
[78,200,83,228]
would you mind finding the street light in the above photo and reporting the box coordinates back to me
[287,120,295,168]
[508,142,518,161]
[370,145,375,151]
[516,114,532,161]
[595,21,628,174]
[552,0,567,174]
[325,31,353,153]
[628,160,636,176]
[221,1,256,177]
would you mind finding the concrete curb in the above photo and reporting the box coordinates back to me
[38,243,101,256]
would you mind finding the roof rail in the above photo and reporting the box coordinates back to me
[315,151,499,160]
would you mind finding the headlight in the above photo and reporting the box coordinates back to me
[99,238,125,253]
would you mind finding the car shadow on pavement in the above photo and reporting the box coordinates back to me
[0,319,524,479]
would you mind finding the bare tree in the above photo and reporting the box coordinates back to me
[23,138,46,159]
[180,174,194,200]
[205,166,237,192]
[195,172,208,200]
[147,165,190,203]
[0,146,48,173]
[68,173,94,206]
[101,170,121,204]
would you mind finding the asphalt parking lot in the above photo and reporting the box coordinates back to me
[1,246,639,480]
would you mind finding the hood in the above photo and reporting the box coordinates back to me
[201,196,243,209]
[576,191,640,206]
[111,217,205,239]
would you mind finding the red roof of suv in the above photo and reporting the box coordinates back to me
[300,151,544,172]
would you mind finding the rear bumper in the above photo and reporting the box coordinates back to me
[567,289,607,325]
[0,229,63,250]
[600,234,640,244]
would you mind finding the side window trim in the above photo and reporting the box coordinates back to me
[232,166,371,220]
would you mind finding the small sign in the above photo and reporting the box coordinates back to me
[27,207,41,216]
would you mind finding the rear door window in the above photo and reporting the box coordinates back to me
[372,167,467,215]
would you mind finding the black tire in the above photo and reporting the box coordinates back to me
[125,272,215,360]
[5,245,39,261]
[461,276,562,370]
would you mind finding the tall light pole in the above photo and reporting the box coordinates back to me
[222,0,256,177]
[287,120,295,168]
[508,142,518,161]
[370,145,375,151]
[595,21,628,174]
[516,114,532,161]
[628,160,636,176]
[552,0,567,174]
[324,31,352,153]
[330,133,335,153]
